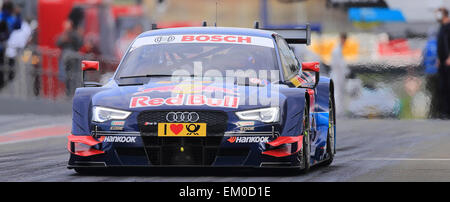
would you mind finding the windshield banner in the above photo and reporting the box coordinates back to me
[130,34,275,51]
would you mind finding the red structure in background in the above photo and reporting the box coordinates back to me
[377,38,421,57]
[37,0,198,99]
[38,0,94,98]
[37,0,143,99]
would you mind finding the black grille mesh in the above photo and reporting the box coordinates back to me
[142,136,223,166]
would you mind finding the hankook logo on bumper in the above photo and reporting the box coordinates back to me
[227,136,269,143]
[103,136,136,143]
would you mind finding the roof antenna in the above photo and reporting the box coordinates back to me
[215,0,218,27]
[254,21,259,29]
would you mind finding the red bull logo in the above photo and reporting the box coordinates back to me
[129,94,239,108]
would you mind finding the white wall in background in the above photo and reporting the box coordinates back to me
[385,0,450,22]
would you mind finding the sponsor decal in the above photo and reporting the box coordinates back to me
[236,121,255,127]
[111,121,125,126]
[227,136,270,144]
[158,123,207,137]
[181,35,252,44]
[130,94,239,108]
[110,120,125,131]
[154,35,175,43]
[103,136,136,143]
[130,35,275,51]
[289,75,304,88]
[240,127,255,131]
[110,126,124,131]
[134,84,239,95]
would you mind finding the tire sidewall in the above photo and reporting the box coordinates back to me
[300,103,311,172]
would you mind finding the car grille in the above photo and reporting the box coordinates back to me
[142,136,223,166]
[138,110,228,166]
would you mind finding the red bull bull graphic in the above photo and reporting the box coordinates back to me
[134,84,239,96]
[129,94,239,108]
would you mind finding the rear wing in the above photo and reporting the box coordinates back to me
[263,24,311,46]
[150,22,311,45]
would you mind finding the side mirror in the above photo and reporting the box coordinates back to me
[82,60,99,71]
[302,62,320,72]
[81,60,102,87]
[298,62,320,89]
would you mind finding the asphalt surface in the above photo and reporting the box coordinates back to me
[1,113,450,182]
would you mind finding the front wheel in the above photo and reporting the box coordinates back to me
[297,102,311,173]
[321,95,336,166]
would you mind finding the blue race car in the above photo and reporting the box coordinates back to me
[67,25,336,174]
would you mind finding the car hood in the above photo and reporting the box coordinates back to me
[92,79,285,112]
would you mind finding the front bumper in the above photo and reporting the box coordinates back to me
[67,130,303,169]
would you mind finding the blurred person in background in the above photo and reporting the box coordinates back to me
[400,73,422,119]
[5,5,32,81]
[423,26,439,118]
[0,19,7,89]
[56,6,84,97]
[56,19,83,97]
[0,1,21,55]
[330,33,350,117]
[0,1,21,89]
[80,34,100,59]
[435,7,450,119]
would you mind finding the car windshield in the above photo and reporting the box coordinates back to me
[114,34,279,82]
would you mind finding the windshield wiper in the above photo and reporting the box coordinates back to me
[119,74,175,79]
[118,82,144,86]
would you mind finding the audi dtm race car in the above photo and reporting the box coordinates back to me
[67,24,336,174]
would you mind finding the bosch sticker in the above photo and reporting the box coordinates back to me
[130,34,275,51]
[181,35,252,43]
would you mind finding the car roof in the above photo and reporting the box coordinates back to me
[138,27,277,39]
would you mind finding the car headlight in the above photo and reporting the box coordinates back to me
[92,106,131,123]
[235,107,279,123]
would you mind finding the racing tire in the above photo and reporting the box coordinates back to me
[321,94,336,166]
[298,101,311,173]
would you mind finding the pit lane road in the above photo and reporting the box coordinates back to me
[1,114,450,182]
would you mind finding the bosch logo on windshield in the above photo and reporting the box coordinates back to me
[166,112,200,122]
